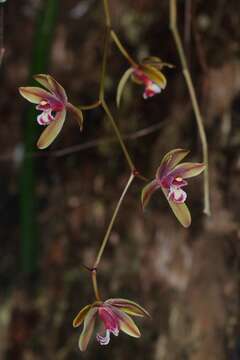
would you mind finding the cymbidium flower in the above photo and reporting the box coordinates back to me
[73,298,150,351]
[19,74,83,149]
[141,149,205,228]
[117,57,173,106]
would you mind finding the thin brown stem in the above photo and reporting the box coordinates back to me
[102,100,135,171]
[88,0,144,301]
[99,26,110,101]
[169,0,210,215]
[111,30,138,68]
[103,0,111,27]
[78,100,101,110]
[93,173,135,269]
[92,269,101,301]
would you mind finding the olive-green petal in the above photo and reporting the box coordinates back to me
[73,304,92,328]
[78,307,97,351]
[141,180,159,210]
[37,109,66,149]
[117,67,133,107]
[156,148,190,179]
[106,298,150,317]
[162,188,191,228]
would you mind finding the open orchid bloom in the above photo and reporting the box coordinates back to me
[117,57,173,106]
[73,298,150,351]
[141,149,205,228]
[19,74,83,149]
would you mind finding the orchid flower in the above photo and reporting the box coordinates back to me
[117,57,173,106]
[141,149,205,228]
[19,74,83,149]
[73,298,150,351]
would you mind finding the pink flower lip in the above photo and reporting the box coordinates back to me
[98,305,119,332]
[143,82,161,99]
[159,174,188,204]
[133,68,161,99]
[96,305,120,345]
[35,94,65,127]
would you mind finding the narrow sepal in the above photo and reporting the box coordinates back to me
[141,65,167,89]
[141,180,159,210]
[34,74,54,92]
[19,86,56,104]
[113,309,141,338]
[117,68,133,107]
[73,304,92,328]
[79,307,97,351]
[162,188,191,228]
[34,74,67,103]
[157,149,190,179]
[170,162,206,179]
[142,57,174,69]
[67,103,84,131]
[37,109,66,149]
[142,56,163,65]
[48,75,68,103]
[106,298,150,318]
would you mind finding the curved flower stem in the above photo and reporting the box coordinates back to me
[99,1,136,173]
[89,0,144,300]
[99,26,111,101]
[78,100,101,111]
[93,173,135,270]
[111,30,138,68]
[102,99,135,172]
[169,0,210,216]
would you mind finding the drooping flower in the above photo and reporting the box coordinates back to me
[19,74,83,149]
[73,298,150,351]
[141,149,205,228]
[117,57,173,106]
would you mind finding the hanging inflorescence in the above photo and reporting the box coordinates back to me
[19,0,209,352]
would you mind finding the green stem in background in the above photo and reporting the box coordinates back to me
[102,100,135,172]
[98,2,136,173]
[169,0,210,216]
[78,100,101,110]
[99,26,110,101]
[111,30,138,68]
[90,0,143,298]
[91,172,135,299]
[20,0,58,274]
[93,173,135,270]
[103,0,111,27]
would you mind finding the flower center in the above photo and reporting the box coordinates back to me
[160,175,188,204]
[36,98,64,126]
[96,306,119,346]
[40,100,48,107]
[132,68,161,99]
[37,110,54,125]
[143,82,161,99]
